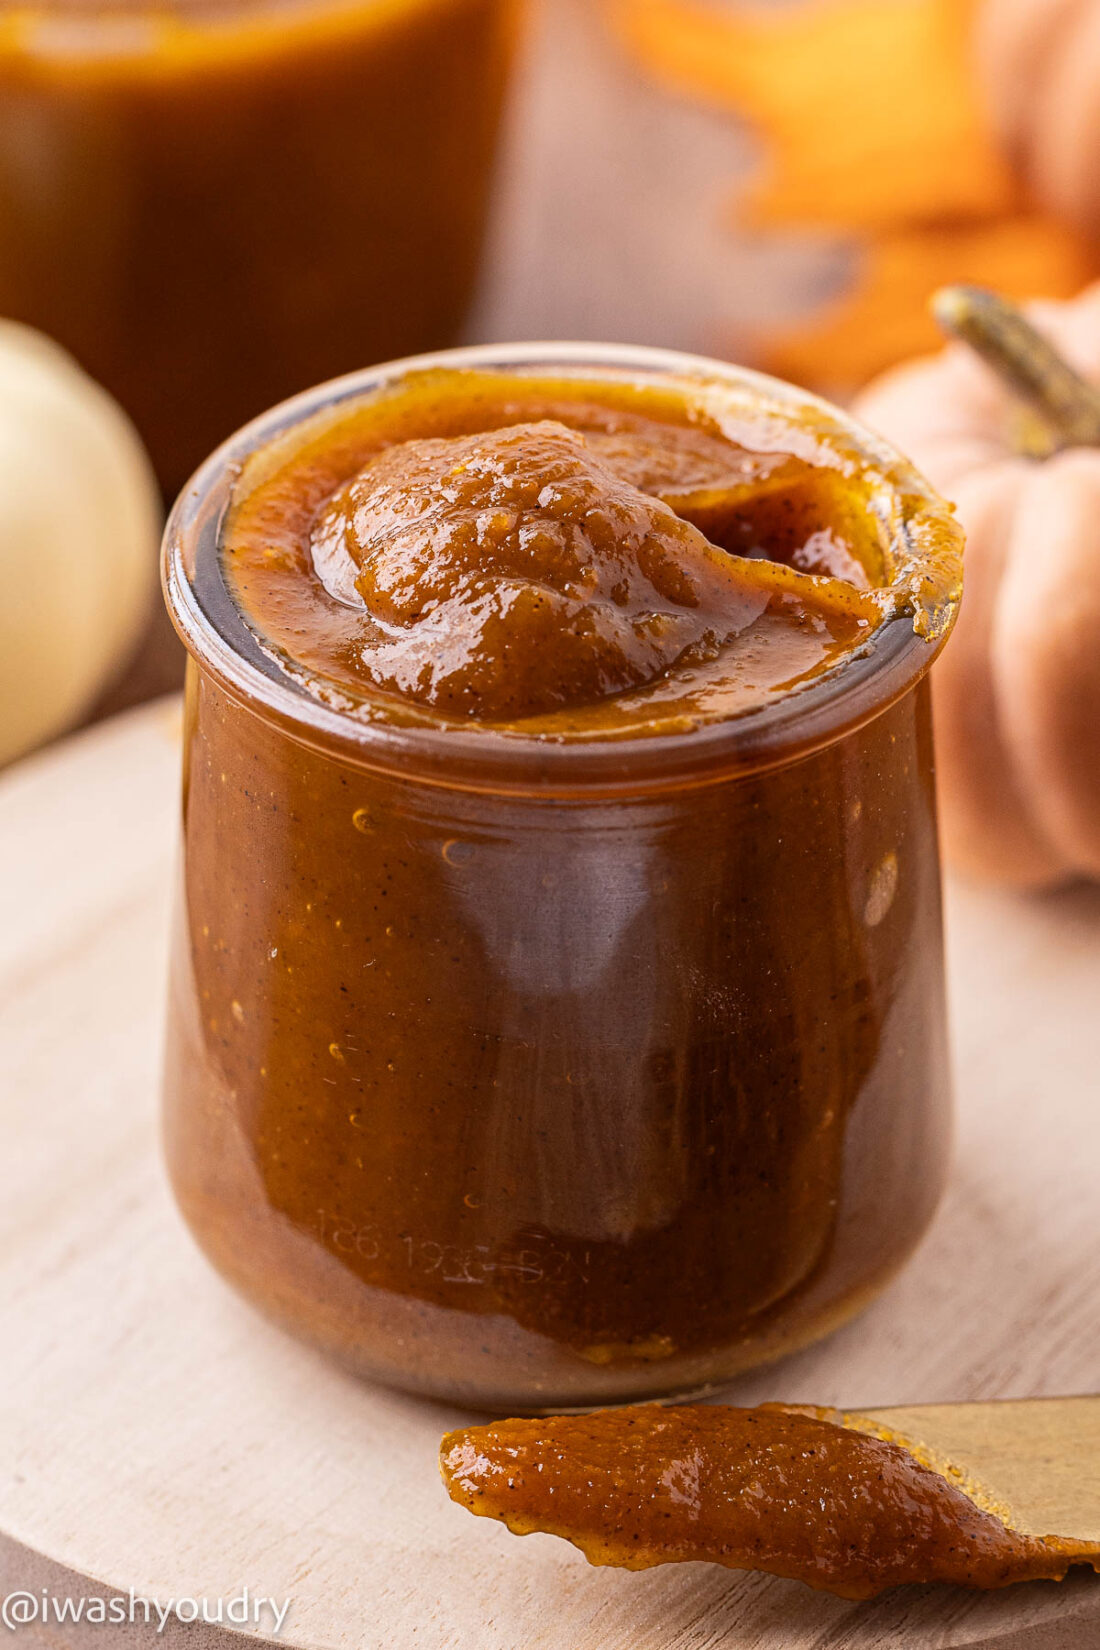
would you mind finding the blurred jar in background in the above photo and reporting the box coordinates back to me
[0,0,519,493]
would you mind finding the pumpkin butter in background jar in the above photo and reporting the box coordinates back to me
[163,343,963,1412]
[0,0,519,494]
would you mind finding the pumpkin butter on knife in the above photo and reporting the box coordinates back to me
[440,1403,1100,1598]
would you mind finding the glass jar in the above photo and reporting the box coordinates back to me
[0,0,519,493]
[162,342,961,1412]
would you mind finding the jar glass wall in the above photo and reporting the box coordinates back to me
[163,343,960,1412]
[0,0,519,492]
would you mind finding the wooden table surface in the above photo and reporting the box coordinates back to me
[1,698,1098,1650]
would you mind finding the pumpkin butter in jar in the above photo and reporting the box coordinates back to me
[163,344,963,1411]
[0,0,518,493]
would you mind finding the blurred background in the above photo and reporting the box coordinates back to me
[469,0,847,363]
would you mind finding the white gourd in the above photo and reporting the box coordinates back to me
[0,321,161,766]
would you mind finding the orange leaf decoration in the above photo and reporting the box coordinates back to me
[758,214,1097,392]
[610,0,1100,391]
[614,0,1015,232]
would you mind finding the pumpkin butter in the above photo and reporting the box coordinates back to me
[441,1405,1100,1596]
[163,347,962,1410]
[304,420,873,721]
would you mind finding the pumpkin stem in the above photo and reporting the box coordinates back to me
[931,285,1100,451]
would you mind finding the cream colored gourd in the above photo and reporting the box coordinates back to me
[854,282,1100,889]
[977,0,1100,236]
[0,322,161,767]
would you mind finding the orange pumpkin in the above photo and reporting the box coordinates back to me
[854,282,1100,888]
[978,0,1100,236]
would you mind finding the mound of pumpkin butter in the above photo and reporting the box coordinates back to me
[308,419,861,721]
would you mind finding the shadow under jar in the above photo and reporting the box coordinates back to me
[162,343,964,1412]
[0,0,518,494]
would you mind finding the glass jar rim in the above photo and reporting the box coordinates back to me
[163,340,962,799]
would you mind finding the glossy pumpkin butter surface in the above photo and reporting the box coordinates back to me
[440,1405,1100,1595]
[162,344,962,1411]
